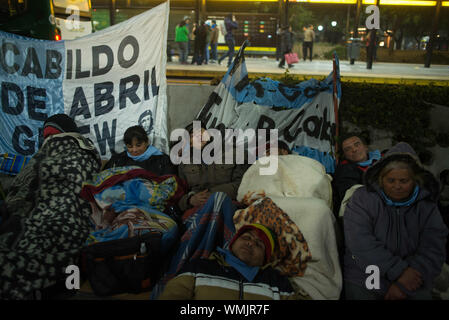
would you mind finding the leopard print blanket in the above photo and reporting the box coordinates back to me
[0,133,101,299]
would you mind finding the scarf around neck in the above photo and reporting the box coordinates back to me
[381,185,420,207]
[127,145,163,162]
[216,247,260,282]
[358,150,381,167]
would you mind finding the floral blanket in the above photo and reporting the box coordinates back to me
[80,166,187,252]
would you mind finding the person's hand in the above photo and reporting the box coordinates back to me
[397,267,423,291]
[189,190,210,207]
[384,283,407,300]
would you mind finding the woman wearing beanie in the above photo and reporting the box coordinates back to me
[343,142,448,300]
[0,114,102,299]
[104,125,177,177]
[159,223,300,300]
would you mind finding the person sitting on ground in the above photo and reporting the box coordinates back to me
[158,223,299,300]
[0,114,102,299]
[104,125,177,176]
[332,132,381,214]
[343,142,448,300]
[177,122,248,212]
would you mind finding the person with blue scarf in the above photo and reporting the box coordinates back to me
[104,125,177,176]
[343,142,448,300]
[159,223,301,300]
[333,133,382,215]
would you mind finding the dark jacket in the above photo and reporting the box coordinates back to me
[343,142,448,296]
[104,151,177,177]
[224,17,238,41]
[280,29,294,54]
[159,251,298,300]
[332,160,369,212]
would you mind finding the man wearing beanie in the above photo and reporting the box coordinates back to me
[159,223,299,300]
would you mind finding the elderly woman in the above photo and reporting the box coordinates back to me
[104,125,176,176]
[343,142,448,300]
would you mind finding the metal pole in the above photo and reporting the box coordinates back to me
[366,0,379,69]
[350,0,362,65]
[109,0,116,26]
[424,0,442,68]
[285,0,289,27]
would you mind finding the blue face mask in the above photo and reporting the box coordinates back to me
[126,145,163,162]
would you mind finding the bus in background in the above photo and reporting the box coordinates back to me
[0,0,93,41]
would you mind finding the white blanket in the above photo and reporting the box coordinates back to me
[237,155,342,300]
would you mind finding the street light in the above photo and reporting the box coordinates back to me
[318,25,324,31]
[331,21,337,27]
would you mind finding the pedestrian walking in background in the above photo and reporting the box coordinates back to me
[218,13,238,67]
[278,25,294,69]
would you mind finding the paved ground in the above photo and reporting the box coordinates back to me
[167,56,449,85]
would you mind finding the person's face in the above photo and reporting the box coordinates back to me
[189,128,210,150]
[231,229,266,267]
[342,136,368,163]
[382,168,415,202]
[126,137,149,157]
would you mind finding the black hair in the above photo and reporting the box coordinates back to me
[123,125,149,145]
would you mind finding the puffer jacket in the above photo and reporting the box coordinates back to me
[343,142,448,296]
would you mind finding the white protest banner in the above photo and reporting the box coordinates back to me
[196,41,341,173]
[0,1,170,167]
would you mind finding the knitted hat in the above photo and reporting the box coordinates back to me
[43,114,79,138]
[230,223,276,263]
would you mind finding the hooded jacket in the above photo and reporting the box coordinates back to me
[343,142,448,296]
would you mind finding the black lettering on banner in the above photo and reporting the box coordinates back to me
[66,49,73,79]
[303,115,322,139]
[278,83,301,102]
[119,75,140,109]
[75,49,90,79]
[151,66,159,97]
[283,109,305,143]
[209,117,218,128]
[78,125,90,135]
[234,75,249,92]
[21,47,43,78]
[117,35,139,69]
[45,50,62,79]
[1,82,24,115]
[12,125,35,155]
[0,42,20,74]
[94,119,117,155]
[252,81,264,98]
[92,45,113,77]
[27,86,47,121]
[94,81,114,116]
[197,92,222,123]
[319,107,331,142]
[69,86,92,119]
[144,69,149,100]
[304,87,317,99]
[256,115,275,130]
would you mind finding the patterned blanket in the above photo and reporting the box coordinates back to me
[0,133,101,299]
[234,196,312,277]
[151,192,236,299]
[80,166,187,252]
